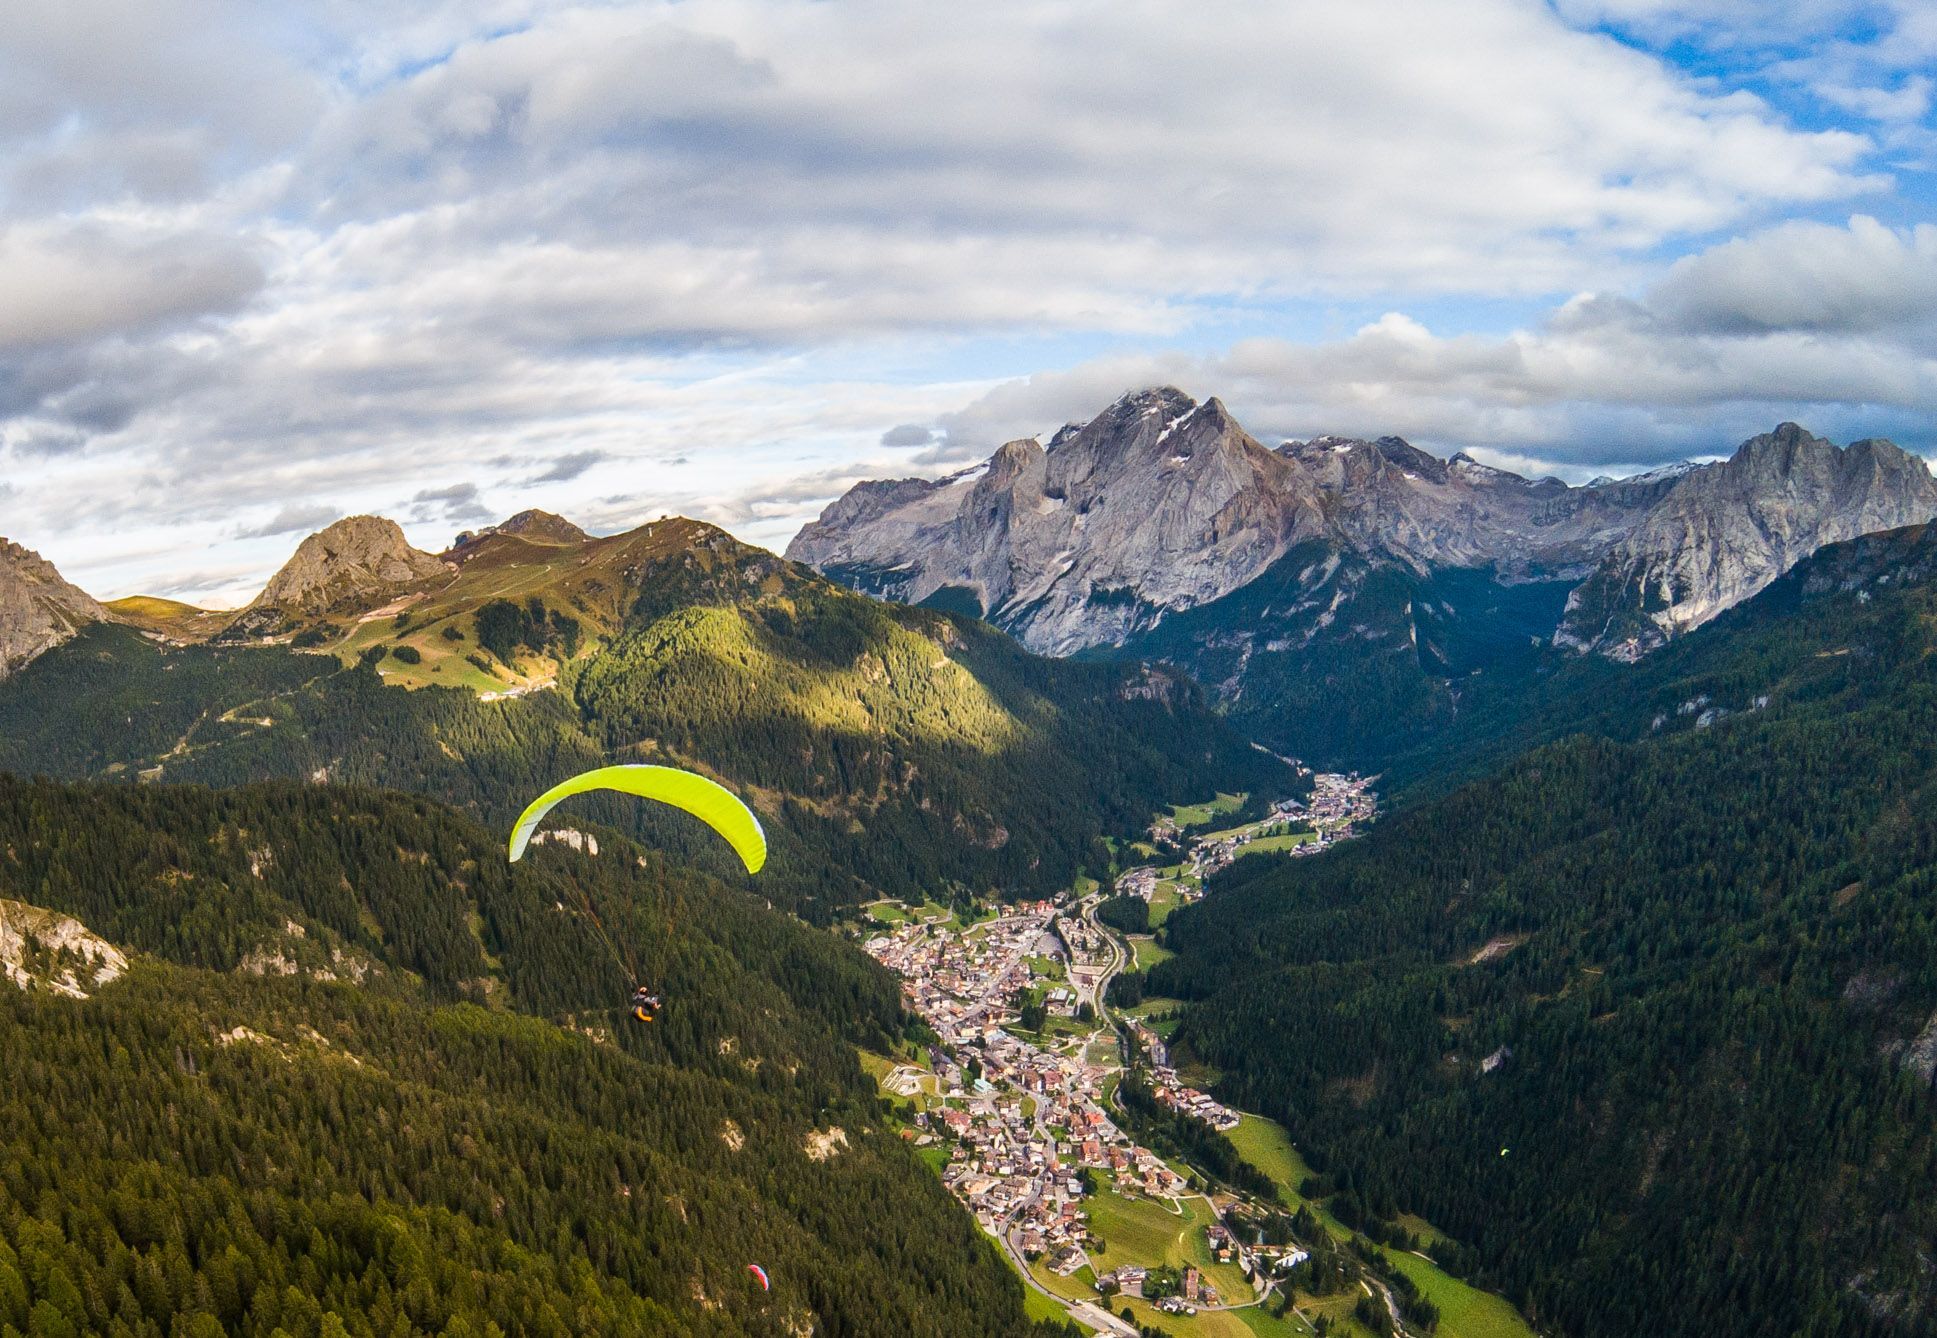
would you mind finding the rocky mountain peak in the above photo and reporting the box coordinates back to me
[249,516,450,621]
[1101,384,1196,422]
[457,509,589,548]
[450,509,591,556]
[1374,436,1449,483]
[1557,424,1937,657]
[0,540,109,681]
[985,437,1046,480]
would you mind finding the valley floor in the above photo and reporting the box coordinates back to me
[860,784,1534,1338]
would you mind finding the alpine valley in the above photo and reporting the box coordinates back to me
[0,504,1274,1338]
[3,386,1937,1338]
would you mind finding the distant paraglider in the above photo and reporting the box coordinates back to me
[747,1264,770,1292]
[509,764,767,1025]
[630,986,663,1024]
[507,764,767,871]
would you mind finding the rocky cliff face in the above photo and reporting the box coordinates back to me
[793,387,1329,654]
[0,540,109,680]
[227,516,450,637]
[788,387,1675,656]
[0,897,126,997]
[1280,435,1679,575]
[1555,424,1937,658]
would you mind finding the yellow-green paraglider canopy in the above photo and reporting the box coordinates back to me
[507,764,767,872]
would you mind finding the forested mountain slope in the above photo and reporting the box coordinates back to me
[0,779,1062,1337]
[1149,524,1937,1337]
[1380,520,1937,800]
[0,518,1277,920]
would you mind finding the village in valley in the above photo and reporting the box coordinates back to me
[852,773,1504,1338]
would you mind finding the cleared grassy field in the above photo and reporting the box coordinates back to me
[1226,1117,1535,1338]
[1027,1257,1101,1303]
[1169,792,1247,828]
[1236,832,1318,855]
[863,897,970,931]
[1021,1286,1069,1326]
[1124,996,1187,1021]
[1385,1251,1535,1338]
[1113,1300,1261,1337]
[1084,1191,1249,1302]
[1148,882,1192,927]
[1226,1118,1317,1205]
[1130,935,1175,970]
[1026,953,1069,980]
[1236,1303,1321,1336]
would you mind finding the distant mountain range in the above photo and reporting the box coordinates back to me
[790,388,1937,763]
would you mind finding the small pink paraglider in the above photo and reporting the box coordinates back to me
[747,1264,771,1292]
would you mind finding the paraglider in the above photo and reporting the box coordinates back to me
[747,1264,770,1292]
[507,763,766,871]
[509,764,766,1024]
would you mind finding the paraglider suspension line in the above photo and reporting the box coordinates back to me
[576,888,639,985]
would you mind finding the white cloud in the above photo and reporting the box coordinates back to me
[0,0,1922,599]
[0,220,263,354]
[1653,214,1937,332]
[930,216,1937,473]
[234,503,343,539]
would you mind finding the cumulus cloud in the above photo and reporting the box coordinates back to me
[931,216,1937,474]
[0,1,1926,597]
[235,502,343,539]
[520,448,609,485]
[408,482,491,524]
[1652,215,1937,333]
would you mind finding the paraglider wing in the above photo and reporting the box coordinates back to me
[507,764,767,872]
[747,1264,770,1292]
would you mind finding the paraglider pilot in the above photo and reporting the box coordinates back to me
[631,985,663,1024]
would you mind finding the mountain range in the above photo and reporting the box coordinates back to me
[790,388,1937,764]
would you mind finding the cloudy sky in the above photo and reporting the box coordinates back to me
[3,0,1935,603]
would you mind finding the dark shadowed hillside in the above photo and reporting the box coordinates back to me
[1149,525,1937,1338]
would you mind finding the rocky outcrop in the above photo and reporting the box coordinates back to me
[1556,425,1937,658]
[228,516,450,636]
[0,898,126,997]
[0,540,109,680]
[451,509,590,553]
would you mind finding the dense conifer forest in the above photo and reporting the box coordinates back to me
[1152,525,1937,1337]
[0,779,1070,1336]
